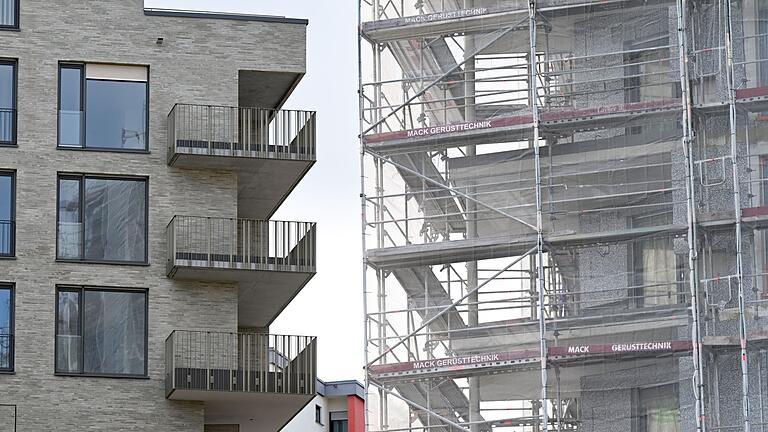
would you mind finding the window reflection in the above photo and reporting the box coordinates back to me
[56,287,146,376]
[85,80,147,150]
[57,175,147,263]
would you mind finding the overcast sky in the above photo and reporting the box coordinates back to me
[146,0,363,382]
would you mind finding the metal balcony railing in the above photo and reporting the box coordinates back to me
[0,334,13,371]
[0,108,15,145]
[167,104,316,163]
[165,331,316,398]
[166,216,316,276]
[0,220,14,257]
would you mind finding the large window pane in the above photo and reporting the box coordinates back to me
[0,286,11,371]
[56,290,80,373]
[83,290,146,375]
[85,80,147,150]
[0,62,14,144]
[58,66,83,147]
[57,175,147,263]
[83,178,146,262]
[57,178,81,259]
[0,173,13,256]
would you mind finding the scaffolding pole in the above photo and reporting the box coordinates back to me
[358,0,373,430]
[725,1,751,431]
[676,0,707,430]
[528,2,550,431]
[464,1,481,431]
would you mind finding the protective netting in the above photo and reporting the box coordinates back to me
[361,0,768,431]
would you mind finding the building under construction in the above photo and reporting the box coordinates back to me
[359,1,768,431]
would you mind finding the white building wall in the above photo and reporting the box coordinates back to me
[280,395,329,432]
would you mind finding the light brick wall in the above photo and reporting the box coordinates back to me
[0,0,306,430]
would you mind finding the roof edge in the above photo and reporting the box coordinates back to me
[316,378,365,399]
[143,8,309,25]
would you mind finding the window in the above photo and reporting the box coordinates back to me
[56,286,147,377]
[634,384,681,432]
[330,412,349,432]
[632,213,679,308]
[57,174,147,263]
[58,63,148,151]
[0,171,14,257]
[315,405,323,425]
[0,0,18,29]
[0,284,13,372]
[0,60,15,145]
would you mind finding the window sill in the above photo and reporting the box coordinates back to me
[0,143,17,147]
[55,259,150,267]
[0,27,19,32]
[55,372,149,380]
[0,370,14,374]
[56,146,150,155]
[0,256,16,260]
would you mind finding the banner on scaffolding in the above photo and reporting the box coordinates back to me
[362,6,502,31]
[369,340,693,377]
[362,99,681,144]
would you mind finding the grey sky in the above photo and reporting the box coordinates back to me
[146,0,363,382]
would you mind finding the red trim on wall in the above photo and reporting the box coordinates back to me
[347,395,365,432]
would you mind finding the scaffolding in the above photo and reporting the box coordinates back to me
[359,1,768,431]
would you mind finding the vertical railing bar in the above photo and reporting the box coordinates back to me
[205,331,210,391]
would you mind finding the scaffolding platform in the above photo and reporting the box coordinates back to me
[361,0,673,43]
[370,340,692,382]
[363,100,681,153]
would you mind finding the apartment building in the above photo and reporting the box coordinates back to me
[281,379,365,432]
[0,1,318,431]
[360,0,768,431]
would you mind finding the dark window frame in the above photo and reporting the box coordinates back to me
[0,282,14,373]
[56,62,150,153]
[315,404,323,425]
[55,173,149,265]
[0,59,17,146]
[57,63,84,149]
[0,170,15,258]
[54,285,149,379]
[0,0,20,30]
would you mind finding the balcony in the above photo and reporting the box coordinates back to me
[165,331,316,429]
[167,104,316,219]
[166,216,316,327]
